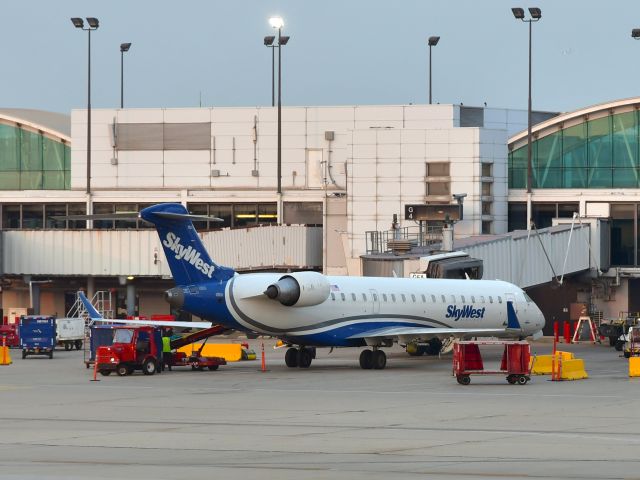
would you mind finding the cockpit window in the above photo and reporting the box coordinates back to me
[523,291,533,303]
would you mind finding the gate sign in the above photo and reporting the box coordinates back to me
[404,204,461,221]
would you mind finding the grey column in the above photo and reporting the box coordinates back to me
[87,276,95,300]
[32,283,41,315]
[126,283,136,317]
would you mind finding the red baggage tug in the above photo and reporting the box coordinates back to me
[453,340,531,385]
[96,325,163,376]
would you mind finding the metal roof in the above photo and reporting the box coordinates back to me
[0,108,70,139]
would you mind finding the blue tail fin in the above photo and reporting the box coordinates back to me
[506,301,522,330]
[141,203,235,285]
[78,292,102,319]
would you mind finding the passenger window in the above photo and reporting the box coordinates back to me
[422,294,427,302]
[450,295,456,303]
[391,294,396,302]
[441,295,446,303]
[489,296,493,304]
[373,294,378,301]
[498,296,502,304]
[411,294,416,302]
[401,294,406,302]
[382,294,388,302]
[480,296,485,303]
[351,293,356,301]
[461,295,466,302]
[431,295,436,302]
[341,293,346,301]
[471,296,475,303]
[331,293,335,301]
[362,293,367,301]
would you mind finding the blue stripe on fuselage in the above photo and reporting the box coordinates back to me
[180,279,247,332]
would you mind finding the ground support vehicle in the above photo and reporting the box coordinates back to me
[623,326,640,359]
[599,313,638,349]
[170,351,227,371]
[453,340,531,385]
[19,316,56,359]
[96,325,162,376]
[0,324,20,348]
[56,317,84,350]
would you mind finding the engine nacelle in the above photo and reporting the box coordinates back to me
[264,271,330,307]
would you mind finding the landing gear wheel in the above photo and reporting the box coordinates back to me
[624,351,631,359]
[517,375,528,385]
[208,365,219,371]
[615,340,624,352]
[425,338,443,356]
[507,375,517,384]
[297,347,312,368]
[285,347,299,368]
[609,337,616,347]
[456,375,471,385]
[100,370,111,376]
[142,359,156,375]
[359,349,373,369]
[372,350,387,370]
[117,364,128,376]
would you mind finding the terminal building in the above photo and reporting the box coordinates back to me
[0,99,638,328]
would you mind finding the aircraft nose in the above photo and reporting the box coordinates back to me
[164,287,184,308]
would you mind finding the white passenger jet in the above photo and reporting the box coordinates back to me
[81,203,546,370]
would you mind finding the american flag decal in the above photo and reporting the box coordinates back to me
[331,284,340,292]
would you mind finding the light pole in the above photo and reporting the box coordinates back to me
[264,36,276,106]
[512,7,541,231]
[120,43,132,109]
[427,36,440,104]
[268,16,290,200]
[71,17,99,196]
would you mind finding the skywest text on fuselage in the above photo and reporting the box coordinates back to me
[445,305,486,321]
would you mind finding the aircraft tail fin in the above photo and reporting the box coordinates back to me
[140,203,235,285]
[78,292,102,320]
[506,301,522,330]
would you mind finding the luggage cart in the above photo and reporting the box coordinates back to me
[453,340,531,385]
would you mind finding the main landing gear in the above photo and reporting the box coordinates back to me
[359,348,386,370]
[285,346,316,368]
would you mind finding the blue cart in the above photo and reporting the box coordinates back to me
[20,316,56,359]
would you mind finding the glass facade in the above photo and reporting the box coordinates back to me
[0,124,70,190]
[187,203,277,230]
[509,111,640,189]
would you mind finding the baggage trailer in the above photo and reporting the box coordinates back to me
[19,316,56,359]
[169,336,227,371]
[453,340,531,385]
[56,317,84,351]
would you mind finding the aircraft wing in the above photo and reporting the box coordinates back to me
[347,326,508,340]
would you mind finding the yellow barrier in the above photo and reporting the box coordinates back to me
[178,343,244,362]
[629,357,640,377]
[559,359,588,380]
[0,346,12,365]
[530,351,574,375]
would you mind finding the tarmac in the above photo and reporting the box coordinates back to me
[0,339,639,480]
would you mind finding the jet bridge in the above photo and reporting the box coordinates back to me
[455,223,593,289]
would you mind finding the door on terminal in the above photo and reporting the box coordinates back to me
[629,279,640,315]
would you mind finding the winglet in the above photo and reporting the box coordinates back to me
[78,292,103,320]
[506,301,522,330]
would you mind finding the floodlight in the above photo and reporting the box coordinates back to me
[428,36,440,46]
[511,7,525,19]
[264,35,275,46]
[269,16,284,29]
[120,42,131,52]
[528,7,542,19]
[633,29,640,39]
[279,35,290,45]
[71,17,84,28]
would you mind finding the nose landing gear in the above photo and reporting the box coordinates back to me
[359,348,386,369]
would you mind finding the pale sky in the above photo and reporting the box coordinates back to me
[5,1,640,115]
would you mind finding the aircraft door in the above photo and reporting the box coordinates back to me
[505,293,517,312]
[369,289,380,314]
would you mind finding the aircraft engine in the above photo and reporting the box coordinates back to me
[264,271,330,307]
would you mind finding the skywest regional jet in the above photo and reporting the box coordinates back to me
[91,203,546,370]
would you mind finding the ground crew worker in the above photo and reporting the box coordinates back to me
[162,332,172,371]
